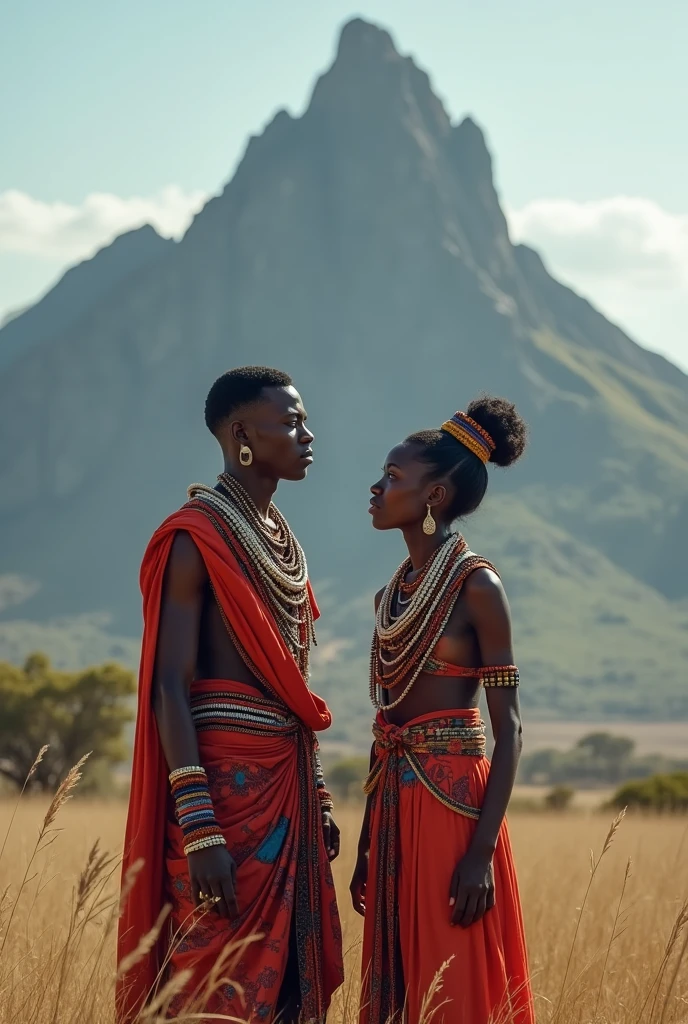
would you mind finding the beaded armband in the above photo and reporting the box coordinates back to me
[314,748,334,812]
[479,665,520,688]
[169,765,227,856]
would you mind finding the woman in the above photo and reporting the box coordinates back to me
[351,396,535,1024]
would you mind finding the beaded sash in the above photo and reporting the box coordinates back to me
[191,689,299,737]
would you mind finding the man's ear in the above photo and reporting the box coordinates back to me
[230,420,248,445]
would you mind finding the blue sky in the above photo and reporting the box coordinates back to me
[2,0,687,368]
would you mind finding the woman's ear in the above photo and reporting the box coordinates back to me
[427,483,447,509]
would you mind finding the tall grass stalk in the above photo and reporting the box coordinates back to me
[551,809,626,1022]
[2,782,688,1023]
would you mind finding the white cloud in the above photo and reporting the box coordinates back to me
[507,196,688,291]
[0,185,209,263]
[507,197,688,371]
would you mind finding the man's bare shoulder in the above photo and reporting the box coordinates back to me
[165,530,208,589]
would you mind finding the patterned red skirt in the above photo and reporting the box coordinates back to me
[361,708,534,1024]
[164,680,343,1021]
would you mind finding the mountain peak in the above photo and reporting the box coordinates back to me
[450,116,494,181]
[308,16,450,139]
[0,223,171,373]
[335,18,398,63]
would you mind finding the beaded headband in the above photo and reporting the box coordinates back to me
[441,411,496,464]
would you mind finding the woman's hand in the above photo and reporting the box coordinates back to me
[350,851,369,917]
[188,845,239,919]
[322,810,341,861]
[449,850,495,928]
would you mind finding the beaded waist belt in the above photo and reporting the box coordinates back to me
[364,715,486,820]
[372,715,486,757]
[190,689,298,736]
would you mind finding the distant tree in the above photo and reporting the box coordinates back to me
[0,653,136,791]
[519,747,567,785]
[544,784,575,811]
[610,773,688,813]
[520,731,687,790]
[575,732,635,783]
[328,756,370,801]
[576,732,635,762]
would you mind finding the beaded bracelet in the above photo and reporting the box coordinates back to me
[169,764,205,781]
[318,789,335,813]
[480,665,520,688]
[169,765,226,856]
[314,749,334,812]
[184,835,227,855]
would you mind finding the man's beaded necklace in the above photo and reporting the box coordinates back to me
[188,473,315,679]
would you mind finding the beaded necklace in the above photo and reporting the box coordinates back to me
[370,534,488,710]
[187,474,316,679]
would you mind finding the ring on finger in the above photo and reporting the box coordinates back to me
[199,892,222,905]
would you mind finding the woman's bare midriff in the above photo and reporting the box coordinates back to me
[381,673,482,726]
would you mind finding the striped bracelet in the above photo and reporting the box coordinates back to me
[169,765,226,853]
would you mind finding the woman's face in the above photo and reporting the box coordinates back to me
[369,442,441,531]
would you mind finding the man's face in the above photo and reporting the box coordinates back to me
[235,386,314,481]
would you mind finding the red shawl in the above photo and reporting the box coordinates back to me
[116,506,332,1020]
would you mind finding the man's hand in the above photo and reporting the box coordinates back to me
[349,851,368,917]
[322,809,340,861]
[188,845,239,919]
[448,850,495,928]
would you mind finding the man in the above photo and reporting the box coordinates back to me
[117,367,343,1023]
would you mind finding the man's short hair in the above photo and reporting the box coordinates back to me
[204,366,292,435]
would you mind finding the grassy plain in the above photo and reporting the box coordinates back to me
[1,795,687,1023]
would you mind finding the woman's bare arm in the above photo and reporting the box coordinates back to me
[449,568,523,927]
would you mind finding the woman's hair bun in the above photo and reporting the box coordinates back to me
[466,395,528,468]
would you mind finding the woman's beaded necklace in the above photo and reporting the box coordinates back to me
[370,534,485,711]
[187,474,315,679]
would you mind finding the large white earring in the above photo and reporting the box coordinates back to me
[422,504,436,535]
[239,444,253,467]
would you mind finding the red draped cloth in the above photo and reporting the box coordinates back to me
[116,506,343,1023]
[360,709,534,1024]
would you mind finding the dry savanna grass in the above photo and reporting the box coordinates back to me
[1,760,688,1023]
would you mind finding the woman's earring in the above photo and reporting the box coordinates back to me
[239,444,253,467]
[423,504,436,536]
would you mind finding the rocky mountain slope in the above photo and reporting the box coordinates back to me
[1,19,687,728]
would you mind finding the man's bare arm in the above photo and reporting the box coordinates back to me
[151,531,239,918]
